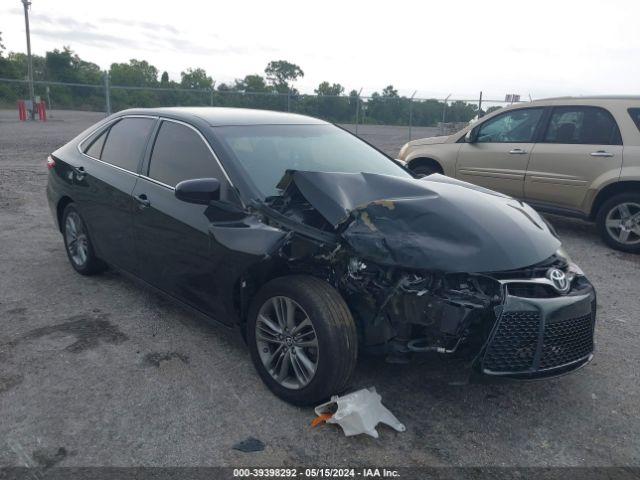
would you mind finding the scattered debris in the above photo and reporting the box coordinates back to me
[233,437,265,453]
[313,387,405,438]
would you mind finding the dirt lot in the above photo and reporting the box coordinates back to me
[0,109,639,468]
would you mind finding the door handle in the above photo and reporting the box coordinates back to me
[509,148,528,154]
[590,150,614,158]
[135,194,150,208]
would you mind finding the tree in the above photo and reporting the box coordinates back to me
[45,47,101,84]
[234,74,271,93]
[265,60,304,93]
[315,81,344,97]
[180,67,213,90]
[381,85,398,97]
[109,59,158,86]
[160,71,169,84]
[0,32,5,57]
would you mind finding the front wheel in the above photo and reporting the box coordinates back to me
[596,193,640,253]
[247,275,358,406]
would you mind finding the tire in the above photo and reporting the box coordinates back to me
[247,275,358,406]
[596,193,640,253]
[62,204,107,275]
[411,163,441,178]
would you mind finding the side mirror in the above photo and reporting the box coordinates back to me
[175,178,220,205]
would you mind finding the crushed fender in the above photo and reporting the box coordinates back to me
[314,387,406,438]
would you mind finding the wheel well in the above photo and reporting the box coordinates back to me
[590,181,640,219]
[407,157,443,174]
[56,196,73,232]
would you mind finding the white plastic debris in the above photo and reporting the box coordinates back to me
[314,387,406,438]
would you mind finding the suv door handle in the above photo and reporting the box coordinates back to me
[509,148,528,154]
[590,150,614,157]
[135,194,150,208]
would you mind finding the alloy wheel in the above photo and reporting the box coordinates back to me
[255,296,319,390]
[605,202,640,246]
[65,211,89,266]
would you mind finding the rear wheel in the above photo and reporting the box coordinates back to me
[247,275,358,406]
[62,204,107,275]
[596,193,640,253]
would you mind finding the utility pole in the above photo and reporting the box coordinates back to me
[22,0,36,120]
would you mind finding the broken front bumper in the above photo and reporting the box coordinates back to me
[477,281,596,379]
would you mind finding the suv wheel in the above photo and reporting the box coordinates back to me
[596,193,640,253]
[247,275,358,406]
[62,204,107,275]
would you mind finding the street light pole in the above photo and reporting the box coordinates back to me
[21,0,36,120]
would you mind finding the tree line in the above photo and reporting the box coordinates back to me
[0,38,498,125]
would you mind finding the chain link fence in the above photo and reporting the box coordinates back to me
[0,76,522,143]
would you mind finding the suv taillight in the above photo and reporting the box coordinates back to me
[46,155,56,170]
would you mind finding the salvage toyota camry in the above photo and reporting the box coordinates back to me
[46,108,596,405]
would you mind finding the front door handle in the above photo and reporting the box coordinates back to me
[509,148,528,155]
[590,150,614,158]
[135,194,150,208]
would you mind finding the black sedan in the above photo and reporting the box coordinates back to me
[47,107,596,405]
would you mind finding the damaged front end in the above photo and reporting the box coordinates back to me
[234,170,596,380]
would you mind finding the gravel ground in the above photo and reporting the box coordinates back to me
[0,109,639,468]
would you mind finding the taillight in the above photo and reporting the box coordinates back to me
[46,155,56,170]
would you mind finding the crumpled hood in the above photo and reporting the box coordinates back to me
[409,135,450,146]
[279,171,561,273]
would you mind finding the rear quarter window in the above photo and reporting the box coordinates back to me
[629,108,640,132]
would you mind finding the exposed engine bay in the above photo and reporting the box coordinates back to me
[211,170,595,375]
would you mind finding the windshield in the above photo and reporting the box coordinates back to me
[213,124,412,198]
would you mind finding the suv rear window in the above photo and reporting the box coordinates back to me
[629,108,640,132]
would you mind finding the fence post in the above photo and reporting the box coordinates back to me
[408,90,417,141]
[104,72,112,116]
[441,94,451,135]
[354,87,363,136]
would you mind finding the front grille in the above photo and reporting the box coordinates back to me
[484,312,540,372]
[483,310,594,374]
[539,313,594,369]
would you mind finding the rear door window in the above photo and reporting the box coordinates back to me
[148,120,224,187]
[543,106,622,145]
[628,108,640,132]
[100,117,155,172]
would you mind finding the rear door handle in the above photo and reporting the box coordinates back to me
[509,148,528,154]
[135,194,150,208]
[590,150,614,157]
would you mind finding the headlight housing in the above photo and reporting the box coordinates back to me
[556,247,584,277]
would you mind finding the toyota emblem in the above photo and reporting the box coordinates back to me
[546,268,570,294]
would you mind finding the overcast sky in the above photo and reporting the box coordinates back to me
[1,0,638,100]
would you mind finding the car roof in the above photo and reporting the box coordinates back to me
[115,107,329,126]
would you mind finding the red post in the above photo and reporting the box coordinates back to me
[38,101,47,121]
[18,100,27,121]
